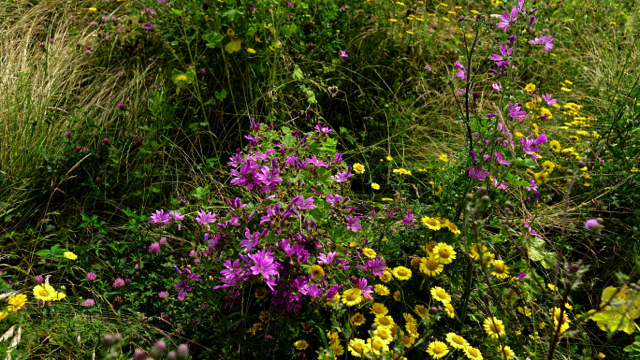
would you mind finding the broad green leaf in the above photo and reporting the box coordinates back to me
[203,31,224,48]
[225,37,242,53]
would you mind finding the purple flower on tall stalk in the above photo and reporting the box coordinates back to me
[326,194,344,206]
[490,176,507,190]
[194,209,217,225]
[529,36,554,51]
[516,272,527,281]
[240,228,260,252]
[508,102,526,120]
[345,216,362,232]
[525,221,543,239]
[330,169,352,183]
[541,93,557,106]
[292,196,316,210]
[315,123,333,134]
[497,6,519,32]
[520,133,547,159]
[102,138,111,145]
[84,298,95,307]
[491,44,513,66]
[494,152,510,166]
[65,131,72,138]
[453,61,466,79]
[492,83,502,91]
[249,250,279,282]
[113,278,125,288]
[117,103,126,110]
[352,277,373,299]
[365,258,386,276]
[149,242,161,253]
[525,178,538,192]
[318,252,338,265]
[300,282,322,298]
[255,165,283,193]
[86,272,97,281]
[149,210,171,224]
[339,50,348,58]
[35,275,44,283]
[158,291,169,298]
[306,155,328,168]
[142,22,155,30]
[468,167,490,181]
[159,237,168,245]
[402,210,415,229]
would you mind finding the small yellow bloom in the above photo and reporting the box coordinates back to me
[247,48,257,54]
[176,75,188,81]
[88,7,97,12]
[386,156,393,161]
[548,283,558,291]
[294,340,309,350]
[64,251,78,260]
[560,87,572,92]
[393,168,412,176]
[389,18,398,22]
[371,183,380,190]
[406,31,414,35]
[438,154,449,162]
[442,17,450,21]
[363,248,377,259]
[381,197,393,201]
[353,163,366,174]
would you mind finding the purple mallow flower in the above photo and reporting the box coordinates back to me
[150,209,171,224]
[516,272,527,281]
[468,166,490,181]
[520,133,547,159]
[497,6,519,32]
[159,291,169,298]
[529,36,554,51]
[86,272,97,281]
[84,299,95,307]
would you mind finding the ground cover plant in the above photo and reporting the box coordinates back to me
[1,0,640,359]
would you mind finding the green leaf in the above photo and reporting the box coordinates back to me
[36,249,51,257]
[215,89,228,101]
[222,8,243,22]
[205,98,216,105]
[203,31,225,48]
[170,9,183,16]
[292,65,304,80]
[191,187,210,200]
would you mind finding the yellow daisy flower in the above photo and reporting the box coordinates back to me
[444,303,455,318]
[7,294,27,312]
[414,304,429,317]
[363,248,377,259]
[348,338,369,357]
[353,163,366,174]
[370,303,389,316]
[426,340,449,359]
[491,260,510,279]
[430,286,451,304]
[374,284,390,296]
[420,256,444,276]
[379,270,393,283]
[464,347,484,360]
[309,265,325,278]
[374,315,395,329]
[483,317,505,338]
[393,290,402,301]
[294,340,309,350]
[497,345,515,359]
[524,83,536,92]
[373,327,394,344]
[433,243,456,264]
[351,312,366,326]
[33,283,58,302]
[342,288,363,306]
[421,217,442,230]
[367,337,390,355]
[446,332,469,350]
[392,266,412,280]
[371,183,380,190]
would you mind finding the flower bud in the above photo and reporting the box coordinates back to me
[504,201,513,210]
[134,349,147,360]
[103,335,115,346]
[481,195,490,203]
[176,344,189,360]
[465,194,474,202]
[150,341,166,359]
[430,307,439,314]
[114,334,123,343]
[371,323,378,330]
[166,351,177,360]
[476,186,487,197]
[577,157,587,168]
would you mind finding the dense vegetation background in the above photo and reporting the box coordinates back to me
[1,0,640,358]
